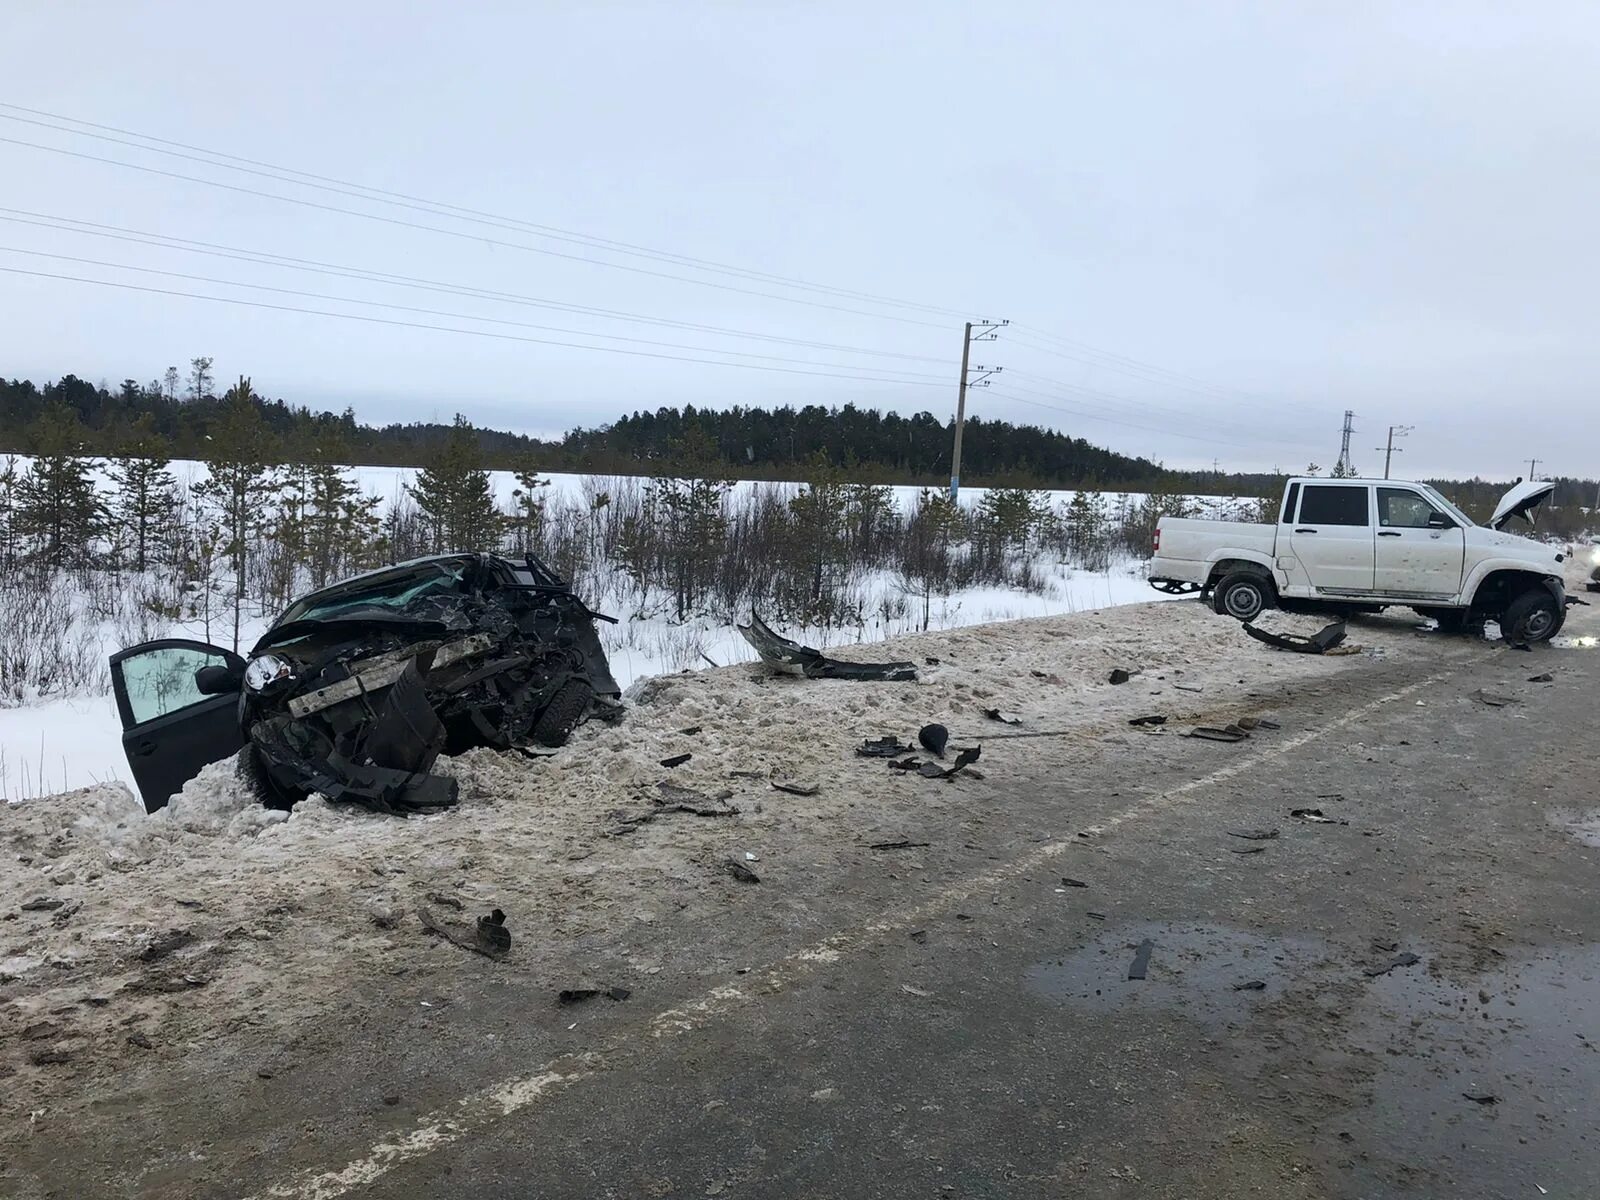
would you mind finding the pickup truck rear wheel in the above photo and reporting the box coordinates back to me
[1212,572,1273,622]
[1499,588,1562,644]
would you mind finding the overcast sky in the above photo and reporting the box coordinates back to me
[3,2,1597,478]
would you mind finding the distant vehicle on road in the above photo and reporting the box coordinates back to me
[1149,477,1568,642]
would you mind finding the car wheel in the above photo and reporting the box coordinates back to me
[531,678,595,747]
[1212,572,1273,622]
[1499,588,1562,644]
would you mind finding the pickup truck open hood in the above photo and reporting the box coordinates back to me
[1490,479,1556,531]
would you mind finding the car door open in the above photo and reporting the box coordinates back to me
[110,639,248,813]
[1287,484,1376,594]
[1375,487,1466,596]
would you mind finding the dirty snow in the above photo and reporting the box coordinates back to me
[0,599,1461,1131]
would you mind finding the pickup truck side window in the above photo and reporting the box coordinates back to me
[1281,483,1300,523]
[1299,485,1369,527]
[1377,488,1440,529]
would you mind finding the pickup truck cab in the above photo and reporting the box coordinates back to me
[1150,477,1568,642]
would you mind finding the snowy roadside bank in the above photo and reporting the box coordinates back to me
[0,598,1467,1137]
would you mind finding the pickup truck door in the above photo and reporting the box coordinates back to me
[1374,487,1466,596]
[109,639,247,813]
[1287,483,1376,593]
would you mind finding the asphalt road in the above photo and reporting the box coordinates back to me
[12,608,1600,1199]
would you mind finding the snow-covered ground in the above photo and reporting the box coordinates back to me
[0,557,1170,801]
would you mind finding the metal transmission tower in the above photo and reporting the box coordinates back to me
[1375,425,1413,479]
[948,319,1007,500]
[1335,410,1357,476]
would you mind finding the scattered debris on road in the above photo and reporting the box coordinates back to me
[1232,845,1267,854]
[1290,808,1348,825]
[1108,668,1135,685]
[1234,979,1267,991]
[858,735,915,758]
[722,859,761,884]
[982,707,1022,725]
[558,986,631,1006]
[918,746,982,780]
[1228,828,1280,840]
[1128,938,1154,980]
[1471,689,1519,708]
[738,611,917,681]
[659,752,692,768]
[1243,619,1348,655]
[900,983,932,997]
[1128,714,1168,727]
[770,778,819,797]
[1184,726,1249,742]
[417,905,511,960]
[1528,673,1555,683]
[868,839,931,851]
[1461,1092,1499,1105]
[918,723,950,757]
[1060,877,1088,888]
[1364,951,1422,977]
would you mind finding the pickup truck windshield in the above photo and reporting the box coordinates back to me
[1420,485,1475,527]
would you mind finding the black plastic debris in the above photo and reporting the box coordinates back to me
[925,656,941,666]
[476,909,511,956]
[1232,845,1267,854]
[20,897,64,912]
[1236,716,1281,732]
[1290,808,1348,825]
[1528,673,1555,683]
[770,778,820,797]
[558,987,631,1006]
[982,708,1022,725]
[418,905,510,960]
[1184,726,1248,743]
[1228,828,1280,840]
[612,784,739,832]
[918,724,950,757]
[1128,715,1168,727]
[1108,668,1133,685]
[1128,939,1154,980]
[909,930,928,943]
[858,736,915,758]
[660,752,692,768]
[1461,1092,1499,1105]
[1243,620,1348,655]
[888,757,923,772]
[1471,690,1518,707]
[1234,980,1267,991]
[920,746,981,780]
[678,725,704,736]
[738,610,917,681]
[138,930,195,963]
[1086,911,1107,921]
[1364,951,1421,977]
[869,839,932,851]
[1060,877,1089,888]
[722,859,761,884]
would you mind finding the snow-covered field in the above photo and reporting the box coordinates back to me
[0,462,1248,801]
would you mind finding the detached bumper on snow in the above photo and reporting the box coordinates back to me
[737,611,918,682]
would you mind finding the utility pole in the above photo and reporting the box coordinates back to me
[948,319,1006,501]
[1375,425,1413,479]
[1526,458,1540,481]
[1335,410,1357,477]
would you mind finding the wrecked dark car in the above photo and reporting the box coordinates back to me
[110,554,620,814]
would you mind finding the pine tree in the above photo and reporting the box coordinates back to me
[1062,489,1108,568]
[786,455,849,616]
[193,376,277,652]
[977,487,1045,551]
[305,443,380,589]
[187,356,215,404]
[106,413,179,572]
[15,403,101,570]
[507,455,551,556]
[407,415,501,552]
[0,454,21,573]
[649,430,733,619]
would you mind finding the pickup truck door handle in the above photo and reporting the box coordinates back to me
[1377,531,1401,537]
[1294,528,1316,534]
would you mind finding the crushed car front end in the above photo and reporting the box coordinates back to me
[239,554,620,812]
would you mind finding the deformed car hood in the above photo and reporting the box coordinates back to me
[1490,480,1557,531]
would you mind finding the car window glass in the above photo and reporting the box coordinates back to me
[1378,488,1440,528]
[121,646,233,724]
[1281,482,1299,523]
[1299,485,1369,527]
[280,563,466,625]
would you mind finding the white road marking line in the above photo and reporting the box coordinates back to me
[245,670,1451,1200]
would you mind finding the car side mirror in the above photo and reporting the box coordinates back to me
[1426,513,1454,530]
[195,663,243,695]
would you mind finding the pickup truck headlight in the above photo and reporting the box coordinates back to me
[244,653,294,692]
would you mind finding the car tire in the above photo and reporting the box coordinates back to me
[1212,572,1274,622]
[531,678,595,747]
[1499,588,1562,644]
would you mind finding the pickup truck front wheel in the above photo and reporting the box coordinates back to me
[1499,588,1563,644]
[1212,572,1274,622]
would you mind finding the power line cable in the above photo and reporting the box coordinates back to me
[0,208,948,363]
[0,134,953,330]
[0,246,952,379]
[0,265,953,386]
[987,383,1317,453]
[0,102,972,319]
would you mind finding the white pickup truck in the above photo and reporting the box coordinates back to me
[1149,477,1570,642]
